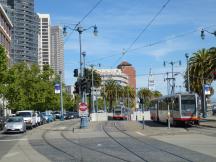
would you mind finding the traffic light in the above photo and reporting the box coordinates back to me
[213,72,216,80]
[84,68,88,77]
[73,81,80,94]
[140,98,144,104]
[81,78,87,91]
[74,69,78,77]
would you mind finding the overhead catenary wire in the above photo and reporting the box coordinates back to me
[87,24,216,65]
[126,0,171,53]
[78,0,103,24]
[112,0,171,67]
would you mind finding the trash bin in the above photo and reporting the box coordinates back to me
[80,117,89,128]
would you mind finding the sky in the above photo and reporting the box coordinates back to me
[35,0,216,96]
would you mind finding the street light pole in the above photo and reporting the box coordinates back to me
[103,79,106,112]
[82,52,86,103]
[201,29,216,39]
[59,71,64,121]
[200,28,216,118]
[185,53,190,93]
[77,27,85,103]
[91,65,95,113]
[63,24,98,104]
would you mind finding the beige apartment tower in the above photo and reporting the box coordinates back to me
[51,26,64,82]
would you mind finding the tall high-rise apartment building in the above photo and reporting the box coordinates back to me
[38,14,51,68]
[0,4,12,61]
[51,26,64,82]
[2,0,39,64]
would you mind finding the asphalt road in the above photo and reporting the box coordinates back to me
[0,120,216,162]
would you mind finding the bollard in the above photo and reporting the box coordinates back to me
[142,116,145,129]
[136,115,137,121]
[72,128,75,133]
[168,111,170,129]
[80,117,89,128]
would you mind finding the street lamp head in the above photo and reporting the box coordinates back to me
[63,26,67,37]
[213,31,216,37]
[82,51,86,57]
[93,25,98,36]
[201,29,205,40]
[185,53,189,59]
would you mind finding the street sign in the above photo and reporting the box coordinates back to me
[55,84,60,94]
[204,84,211,95]
[79,102,89,117]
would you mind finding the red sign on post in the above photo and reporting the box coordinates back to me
[79,103,88,117]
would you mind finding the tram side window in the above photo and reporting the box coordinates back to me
[162,101,167,110]
[173,98,179,111]
[159,101,162,110]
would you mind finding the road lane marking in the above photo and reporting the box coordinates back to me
[4,151,20,158]
[0,138,27,142]
[58,126,66,130]
[136,131,145,136]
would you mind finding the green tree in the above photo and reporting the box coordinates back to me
[73,68,102,111]
[63,92,75,111]
[0,45,8,116]
[185,48,216,95]
[122,86,136,109]
[104,79,118,112]
[152,90,162,99]
[138,88,153,108]
[5,63,59,112]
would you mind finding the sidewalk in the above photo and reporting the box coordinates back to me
[199,115,216,128]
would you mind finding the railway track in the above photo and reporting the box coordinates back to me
[41,120,133,162]
[103,122,149,162]
[40,121,80,161]
[60,131,132,162]
[111,122,194,162]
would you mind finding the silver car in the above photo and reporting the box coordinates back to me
[4,116,26,133]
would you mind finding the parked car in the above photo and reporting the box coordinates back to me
[35,112,42,126]
[16,110,36,129]
[4,116,26,133]
[40,113,47,124]
[53,111,61,119]
[41,112,54,123]
[72,112,79,118]
[65,112,73,120]
[212,105,216,115]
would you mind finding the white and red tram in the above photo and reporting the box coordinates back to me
[149,93,200,125]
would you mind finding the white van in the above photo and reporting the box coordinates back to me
[35,112,41,125]
[16,110,36,129]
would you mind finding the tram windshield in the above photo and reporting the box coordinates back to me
[181,95,196,116]
[114,110,121,115]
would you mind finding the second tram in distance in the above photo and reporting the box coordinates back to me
[149,93,200,125]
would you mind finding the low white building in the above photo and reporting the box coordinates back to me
[65,85,74,98]
[96,69,128,86]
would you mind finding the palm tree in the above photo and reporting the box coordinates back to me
[185,48,215,95]
[138,88,153,108]
[152,90,162,99]
[104,79,118,112]
[84,68,101,112]
[123,86,135,109]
